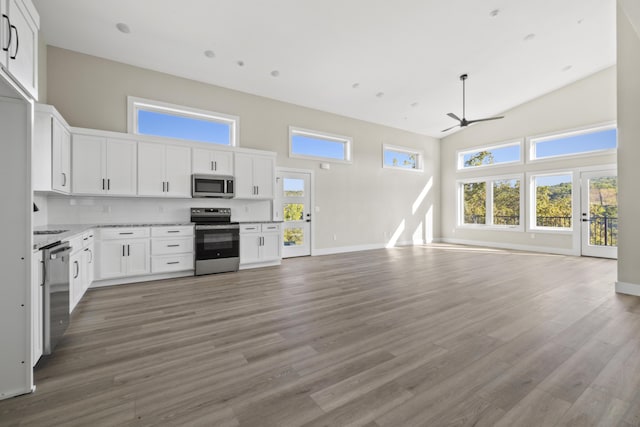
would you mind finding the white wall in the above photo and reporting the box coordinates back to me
[440,67,617,254]
[616,1,640,295]
[45,47,440,252]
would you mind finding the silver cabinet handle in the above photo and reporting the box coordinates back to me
[214,161,217,170]
[127,244,130,257]
[167,244,180,247]
[62,172,67,187]
[9,23,18,60]
[167,261,180,265]
[167,230,180,233]
[256,186,259,195]
[166,181,170,192]
[122,245,125,257]
[211,160,214,171]
[73,260,79,279]
[89,248,93,263]
[102,178,106,190]
[1,14,11,52]
[40,260,45,286]
[119,232,134,235]
[107,179,110,190]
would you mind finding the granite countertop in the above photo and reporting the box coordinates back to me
[33,222,195,251]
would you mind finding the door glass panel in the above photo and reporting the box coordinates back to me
[284,203,304,221]
[284,178,304,197]
[284,228,304,246]
[588,176,618,247]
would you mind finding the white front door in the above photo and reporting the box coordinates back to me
[580,170,618,259]
[278,171,312,258]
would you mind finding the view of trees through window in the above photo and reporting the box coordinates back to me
[534,175,572,228]
[463,182,486,224]
[493,179,520,225]
[588,176,618,246]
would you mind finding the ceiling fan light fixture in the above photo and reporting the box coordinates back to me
[442,73,505,132]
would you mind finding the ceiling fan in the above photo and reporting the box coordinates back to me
[442,74,504,132]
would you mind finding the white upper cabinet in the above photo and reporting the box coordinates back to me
[138,142,191,197]
[192,147,233,175]
[33,105,71,194]
[72,135,137,196]
[234,153,275,199]
[1,0,39,99]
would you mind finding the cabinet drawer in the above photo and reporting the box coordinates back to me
[67,234,83,253]
[151,226,194,237]
[82,230,95,247]
[261,223,281,233]
[100,227,150,240]
[240,224,260,233]
[151,237,193,255]
[151,254,194,273]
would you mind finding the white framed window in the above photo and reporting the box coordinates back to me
[289,126,352,163]
[457,140,522,171]
[529,123,616,161]
[127,97,239,146]
[529,172,574,231]
[382,144,424,171]
[457,174,524,230]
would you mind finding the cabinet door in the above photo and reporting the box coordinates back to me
[82,245,94,291]
[261,232,281,261]
[240,234,261,265]
[138,142,165,196]
[52,118,70,193]
[211,150,233,175]
[0,1,7,69]
[234,154,254,198]
[98,241,127,279]
[72,134,105,195]
[106,138,137,195]
[165,145,191,197]
[31,250,42,366]
[69,253,83,312]
[6,0,37,99]
[192,148,214,174]
[126,240,150,276]
[253,156,274,199]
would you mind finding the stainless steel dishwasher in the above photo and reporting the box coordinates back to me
[42,242,72,355]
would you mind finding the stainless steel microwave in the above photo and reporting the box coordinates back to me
[192,174,235,198]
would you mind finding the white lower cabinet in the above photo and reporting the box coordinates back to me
[31,249,43,367]
[68,230,95,312]
[239,223,282,267]
[97,228,150,280]
[150,226,194,273]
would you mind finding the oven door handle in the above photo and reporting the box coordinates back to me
[195,225,240,231]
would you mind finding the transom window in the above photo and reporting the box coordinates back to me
[529,125,616,160]
[530,173,573,230]
[457,141,522,170]
[128,97,238,146]
[382,144,424,171]
[458,174,523,229]
[289,127,352,162]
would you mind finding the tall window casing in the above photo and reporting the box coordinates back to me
[128,97,239,146]
[458,174,524,230]
[289,126,352,163]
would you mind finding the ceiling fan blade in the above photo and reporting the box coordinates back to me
[441,124,460,132]
[447,112,462,122]
[465,116,505,125]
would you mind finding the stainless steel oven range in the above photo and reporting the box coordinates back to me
[191,207,240,275]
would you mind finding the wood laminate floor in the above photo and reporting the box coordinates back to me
[1,244,639,426]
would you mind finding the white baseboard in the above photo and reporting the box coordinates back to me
[439,238,579,256]
[90,270,194,288]
[615,281,640,296]
[239,260,281,270]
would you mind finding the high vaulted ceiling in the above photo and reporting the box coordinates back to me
[33,0,616,137]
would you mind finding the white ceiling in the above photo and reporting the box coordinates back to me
[33,0,616,138]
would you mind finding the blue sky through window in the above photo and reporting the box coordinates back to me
[536,175,572,186]
[284,178,304,192]
[138,109,231,145]
[535,128,616,159]
[291,134,345,160]
[462,144,520,167]
[384,149,417,169]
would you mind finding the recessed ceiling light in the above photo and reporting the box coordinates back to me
[410,102,419,108]
[116,22,131,34]
[562,65,573,72]
[577,19,584,24]
[352,83,360,89]
[376,92,384,98]
[270,70,280,77]
[204,50,215,58]
[523,33,536,41]
[489,9,500,18]
[237,60,245,67]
